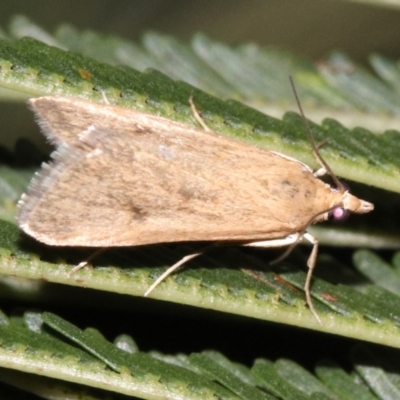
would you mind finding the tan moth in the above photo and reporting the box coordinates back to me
[17,91,373,323]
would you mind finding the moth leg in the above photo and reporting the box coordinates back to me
[303,232,322,324]
[100,91,110,105]
[244,232,322,324]
[313,167,327,178]
[68,248,107,277]
[144,244,216,297]
[144,236,300,298]
[243,234,301,268]
[242,233,300,248]
[189,96,212,132]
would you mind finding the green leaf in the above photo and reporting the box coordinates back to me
[1,218,400,348]
[0,311,239,399]
[315,359,377,400]
[0,310,396,399]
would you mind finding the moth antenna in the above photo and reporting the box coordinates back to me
[289,77,345,192]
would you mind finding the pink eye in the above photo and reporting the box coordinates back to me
[329,207,349,222]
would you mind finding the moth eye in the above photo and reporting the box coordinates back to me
[329,207,349,222]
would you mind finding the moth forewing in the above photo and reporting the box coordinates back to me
[20,97,335,245]
[18,96,374,323]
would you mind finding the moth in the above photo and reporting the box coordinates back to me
[17,93,373,323]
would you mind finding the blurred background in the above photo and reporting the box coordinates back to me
[1,0,400,62]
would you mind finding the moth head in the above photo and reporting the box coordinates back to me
[313,190,374,225]
[341,191,374,214]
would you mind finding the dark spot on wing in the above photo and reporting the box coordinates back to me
[280,180,300,199]
[130,204,148,221]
